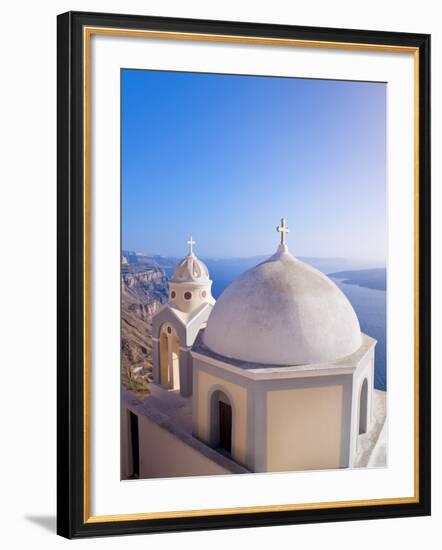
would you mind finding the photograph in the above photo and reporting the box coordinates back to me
[0,1,434,545]
[120,68,388,480]
[53,8,430,539]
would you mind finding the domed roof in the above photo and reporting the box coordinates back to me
[170,237,210,285]
[203,221,362,366]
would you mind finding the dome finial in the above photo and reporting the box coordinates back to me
[187,235,196,256]
[276,218,290,246]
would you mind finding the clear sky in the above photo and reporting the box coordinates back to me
[122,69,386,262]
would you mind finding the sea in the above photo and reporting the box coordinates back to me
[165,262,387,391]
[332,279,386,390]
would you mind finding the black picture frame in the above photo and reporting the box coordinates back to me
[57,10,431,539]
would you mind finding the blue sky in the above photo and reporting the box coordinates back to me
[122,69,386,262]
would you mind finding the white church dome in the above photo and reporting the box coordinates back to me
[171,236,210,284]
[203,220,362,366]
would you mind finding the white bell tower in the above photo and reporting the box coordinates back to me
[168,236,214,313]
[151,237,215,397]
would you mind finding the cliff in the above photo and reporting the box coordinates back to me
[121,263,168,398]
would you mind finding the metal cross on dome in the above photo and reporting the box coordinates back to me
[187,236,196,255]
[276,218,290,245]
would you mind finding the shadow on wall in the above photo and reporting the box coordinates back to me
[24,515,56,533]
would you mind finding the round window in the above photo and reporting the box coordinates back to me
[184,291,192,300]
[171,290,176,299]
[201,290,207,298]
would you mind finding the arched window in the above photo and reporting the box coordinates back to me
[359,378,368,434]
[209,389,232,454]
[159,325,180,390]
[159,332,169,387]
[171,334,180,390]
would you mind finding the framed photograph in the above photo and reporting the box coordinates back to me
[57,11,431,538]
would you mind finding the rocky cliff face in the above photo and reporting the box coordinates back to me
[121,263,168,397]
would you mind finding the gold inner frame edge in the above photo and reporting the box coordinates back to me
[82,26,420,524]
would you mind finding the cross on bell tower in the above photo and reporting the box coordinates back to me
[276,218,290,246]
[187,236,196,256]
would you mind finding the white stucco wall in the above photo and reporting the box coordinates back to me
[122,407,236,479]
[266,384,345,471]
[168,281,213,313]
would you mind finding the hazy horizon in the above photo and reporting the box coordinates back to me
[122,70,386,263]
[123,248,386,269]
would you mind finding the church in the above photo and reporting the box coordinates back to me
[122,219,378,479]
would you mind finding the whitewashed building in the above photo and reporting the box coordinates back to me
[122,221,378,479]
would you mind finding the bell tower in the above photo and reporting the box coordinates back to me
[151,237,215,397]
[168,236,214,314]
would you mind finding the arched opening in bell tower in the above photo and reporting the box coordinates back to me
[159,331,169,387]
[159,324,180,390]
